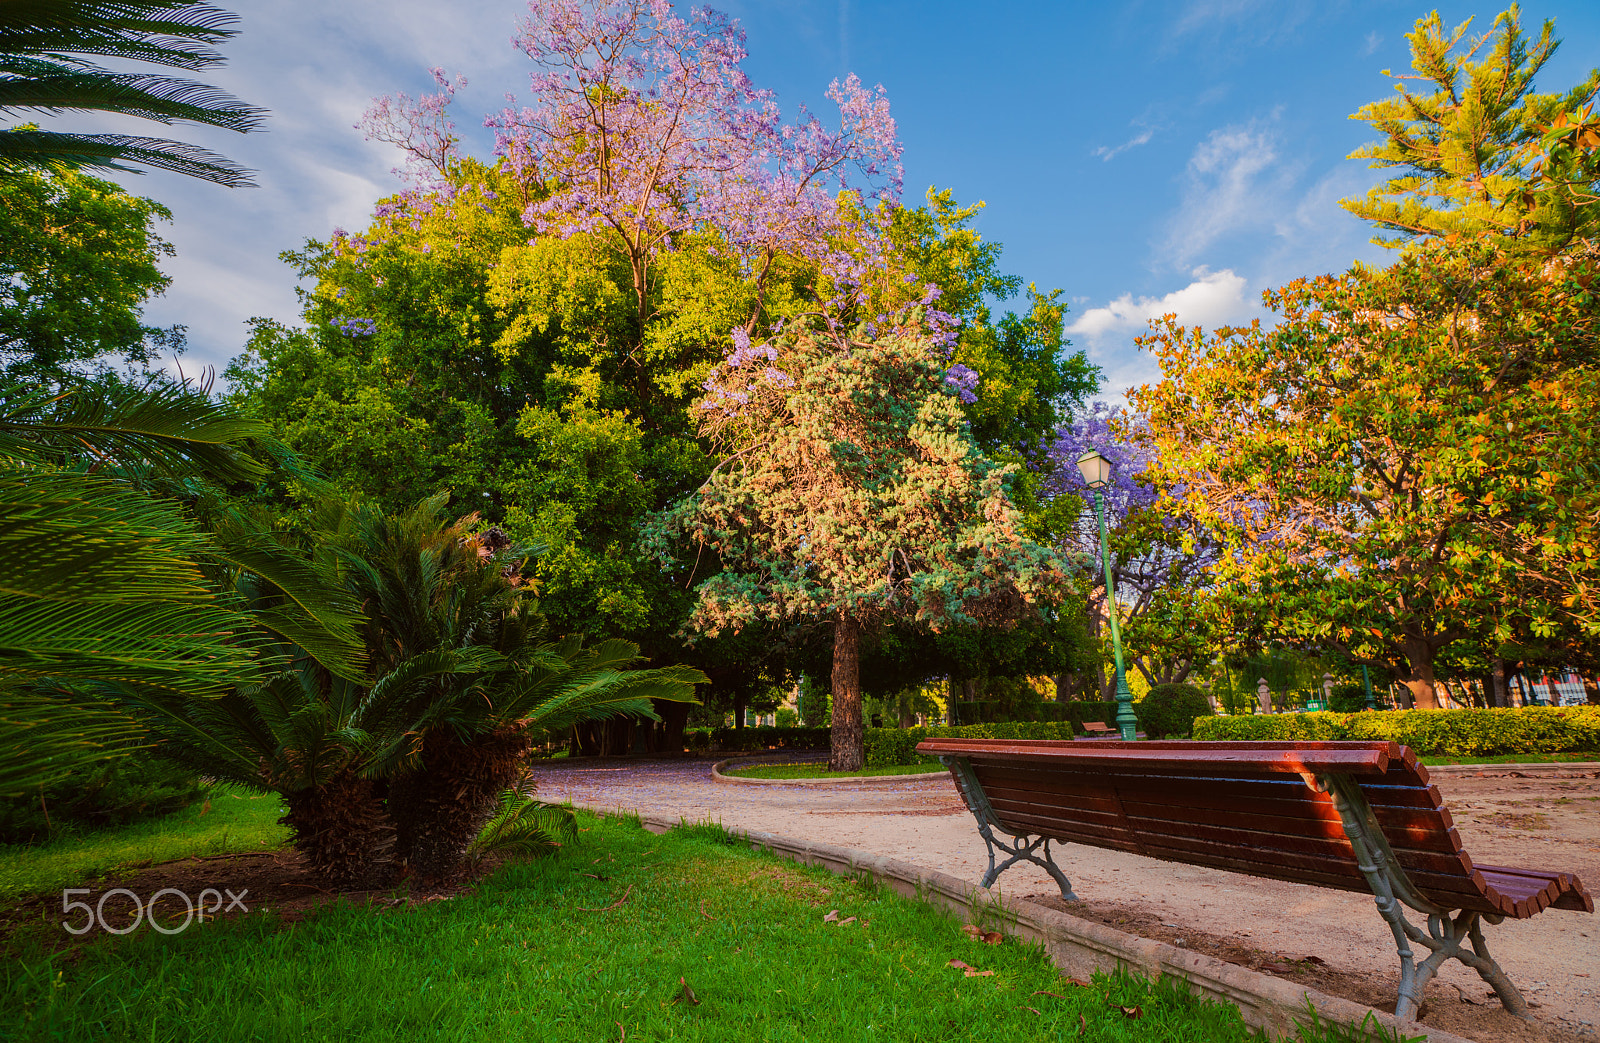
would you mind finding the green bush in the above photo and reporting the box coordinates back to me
[0,750,203,845]
[1137,684,1213,739]
[1192,706,1600,757]
[709,725,830,752]
[865,721,1088,767]
[1327,684,1370,713]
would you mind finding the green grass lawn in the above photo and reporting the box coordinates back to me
[0,808,1390,1043]
[724,761,946,779]
[0,784,288,902]
[1416,751,1600,767]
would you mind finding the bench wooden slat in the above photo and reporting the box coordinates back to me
[947,742,1394,776]
[921,738,1592,922]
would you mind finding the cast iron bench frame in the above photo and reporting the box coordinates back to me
[917,737,1593,1022]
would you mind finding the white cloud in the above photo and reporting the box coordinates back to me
[1362,31,1383,56]
[1066,268,1257,398]
[1093,127,1155,161]
[1163,120,1293,266]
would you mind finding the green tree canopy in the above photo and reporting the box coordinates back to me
[1133,238,1600,709]
[1,165,181,382]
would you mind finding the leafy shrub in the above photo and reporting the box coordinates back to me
[775,708,799,728]
[708,725,830,752]
[465,790,577,871]
[1192,706,1600,756]
[1137,684,1213,738]
[0,749,202,845]
[865,721,1085,767]
[1328,684,1371,713]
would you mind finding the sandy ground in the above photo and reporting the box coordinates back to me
[527,756,1600,1043]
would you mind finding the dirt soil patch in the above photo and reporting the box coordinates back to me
[0,847,475,960]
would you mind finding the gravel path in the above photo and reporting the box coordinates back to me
[527,756,1600,1043]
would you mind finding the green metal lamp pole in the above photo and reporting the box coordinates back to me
[1077,449,1138,741]
[1361,665,1376,711]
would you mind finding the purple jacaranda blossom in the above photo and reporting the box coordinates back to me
[943,363,979,404]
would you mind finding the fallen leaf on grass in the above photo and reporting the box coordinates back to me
[578,884,633,913]
[1118,1005,1143,1019]
[961,924,983,939]
[699,900,715,921]
[982,931,1003,945]
[823,910,840,923]
[947,961,995,978]
[1021,1006,1040,1015]
[1076,1013,1088,1036]
[837,916,857,927]
[581,873,608,881]
[616,1021,625,1041]
[673,977,700,1006]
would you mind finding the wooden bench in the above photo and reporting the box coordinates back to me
[916,738,1593,1022]
[1076,720,1146,740]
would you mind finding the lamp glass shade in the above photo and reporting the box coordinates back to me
[1076,448,1113,489]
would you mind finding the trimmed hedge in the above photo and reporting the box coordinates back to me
[866,720,1089,767]
[1192,706,1600,757]
[706,726,831,752]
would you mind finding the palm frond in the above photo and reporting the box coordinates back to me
[0,379,268,483]
[466,790,577,866]
[0,685,146,796]
[0,1,240,71]
[0,127,254,185]
[207,512,366,680]
[0,70,265,131]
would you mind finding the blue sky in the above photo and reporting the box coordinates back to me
[67,0,1600,398]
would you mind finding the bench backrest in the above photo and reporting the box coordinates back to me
[917,738,1591,919]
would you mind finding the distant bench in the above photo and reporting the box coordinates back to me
[916,737,1593,1022]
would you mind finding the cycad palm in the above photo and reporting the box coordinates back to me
[0,378,271,795]
[0,1,265,185]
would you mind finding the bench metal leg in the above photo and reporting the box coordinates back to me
[940,755,1077,901]
[1321,774,1528,1021]
[973,818,1078,901]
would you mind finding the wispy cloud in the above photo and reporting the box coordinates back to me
[1093,127,1155,161]
[1162,119,1294,266]
[1170,0,1314,45]
[1362,30,1382,56]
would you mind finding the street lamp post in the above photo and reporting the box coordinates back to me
[1076,448,1139,741]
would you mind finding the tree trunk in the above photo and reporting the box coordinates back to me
[1399,637,1441,709]
[654,698,691,754]
[281,770,392,889]
[829,614,864,772]
[1489,658,1511,708]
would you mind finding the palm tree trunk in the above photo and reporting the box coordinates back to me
[391,727,532,887]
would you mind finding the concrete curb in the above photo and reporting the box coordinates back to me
[710,758,949,786]
[625,811,1478,1043]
